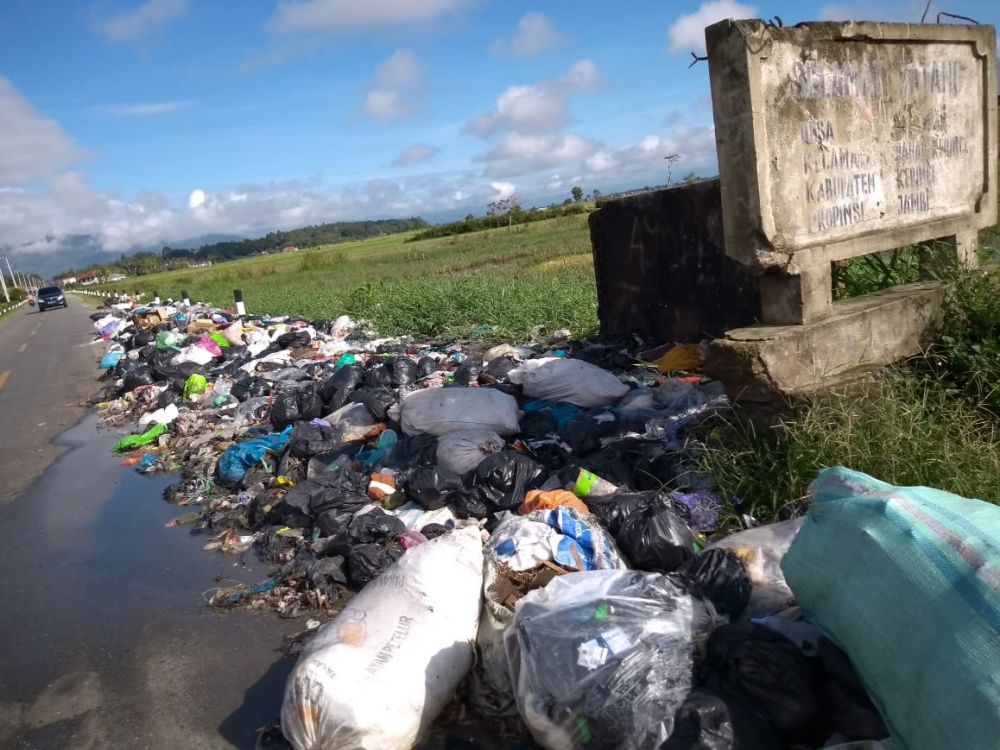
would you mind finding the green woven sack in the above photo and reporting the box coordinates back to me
[783,467,1000,750]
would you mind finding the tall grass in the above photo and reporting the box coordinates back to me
[699,372,1000,525]
[344,267,598,339]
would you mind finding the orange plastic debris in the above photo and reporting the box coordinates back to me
[519,489,590,515]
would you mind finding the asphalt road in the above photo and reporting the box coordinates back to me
[0,299,302,748]
[0,299,100,505]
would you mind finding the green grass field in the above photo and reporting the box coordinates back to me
[97,214,597,339]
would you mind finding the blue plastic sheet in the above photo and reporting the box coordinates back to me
[217,425,293,486]
[521,399,583,429]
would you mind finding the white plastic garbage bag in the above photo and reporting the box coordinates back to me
[170,344,215,366]
[436,429,505,475]
[400,388,519,436]
[138,402,180,427]
[281,527,484,750]
[509,358,629,408]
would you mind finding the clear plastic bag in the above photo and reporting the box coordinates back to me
[705,518,804,618]
[505,569,721,750]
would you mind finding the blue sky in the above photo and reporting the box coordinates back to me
[0,0,997,268]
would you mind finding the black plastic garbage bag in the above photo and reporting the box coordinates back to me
[152,361,202,387]
[663,690,735,750]
[364,362,394,388]
[279,551,346,598]
[288,421,342,459]
[157,387,180,409]
[416,356,438,380]
[452,487,490,519]
[677,549,752,619]
[259,524,301,563]
[420,523,450,540]
[276,329,312,349]
[817,638,889,742]
[231,376,272,402]
[351,387,396,421]
[270,386,324,430]
[407,467,464,510]
[474,451,547,512]
[122,364,156,392]
[278,467,370,526]
[384,434,438,470]
[392,357,418,387]
[349,508,406,543]
[348,541,404,588]
[664,689,785,750]
[520,410,557,439]
[704,623,824,746]
[452,359,483,387]
[584,491,660,535]
[616,498,694,572]
[559,408,625,454]
[481,356,517,384]
[132,330,155,349]
[319,365,361,411]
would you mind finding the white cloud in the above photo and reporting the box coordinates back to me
[477,133,597,178]
[562,59,600,90]
[97,0,189,43]
[491,12,565,58]
[269,0,471,34]
[666,0,758,55]
[466,59,600,137]
[375,48,421,86]
[187,188,206,209]
[364,89,406,119]
[0,77,83,186]
[363,49,424,120]
[582,126,718,183]
[391,144,439,166]
[490,181,516,200]
[95,100,193,117]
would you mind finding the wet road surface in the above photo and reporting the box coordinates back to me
[0,305,301,748]
[0,297,104,505]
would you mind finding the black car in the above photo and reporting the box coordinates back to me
[37,285,67,311]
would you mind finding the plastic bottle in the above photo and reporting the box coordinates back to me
[569,468,619,499]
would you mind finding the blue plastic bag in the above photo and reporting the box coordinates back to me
[217,425,293,486]
[99,351,124,369]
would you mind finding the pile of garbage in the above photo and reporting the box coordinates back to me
[88,298,994,750]
[90,298,730,623]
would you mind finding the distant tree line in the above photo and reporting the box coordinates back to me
[407,187,597,242]
[160,217,427,262]
[57,217,428,279]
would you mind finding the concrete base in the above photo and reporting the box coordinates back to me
[704,280,948,405]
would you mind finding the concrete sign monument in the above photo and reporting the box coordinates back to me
[701,20,998,404]
[707,21,997,324]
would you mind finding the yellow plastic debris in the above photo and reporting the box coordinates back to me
[655,344,702,374]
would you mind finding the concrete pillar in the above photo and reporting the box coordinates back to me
[918,229,980,279]
[759,262,833,325]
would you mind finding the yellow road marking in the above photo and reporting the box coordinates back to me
[18,343,27,353]
[0,371,9,391]
[30,328,38,337]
